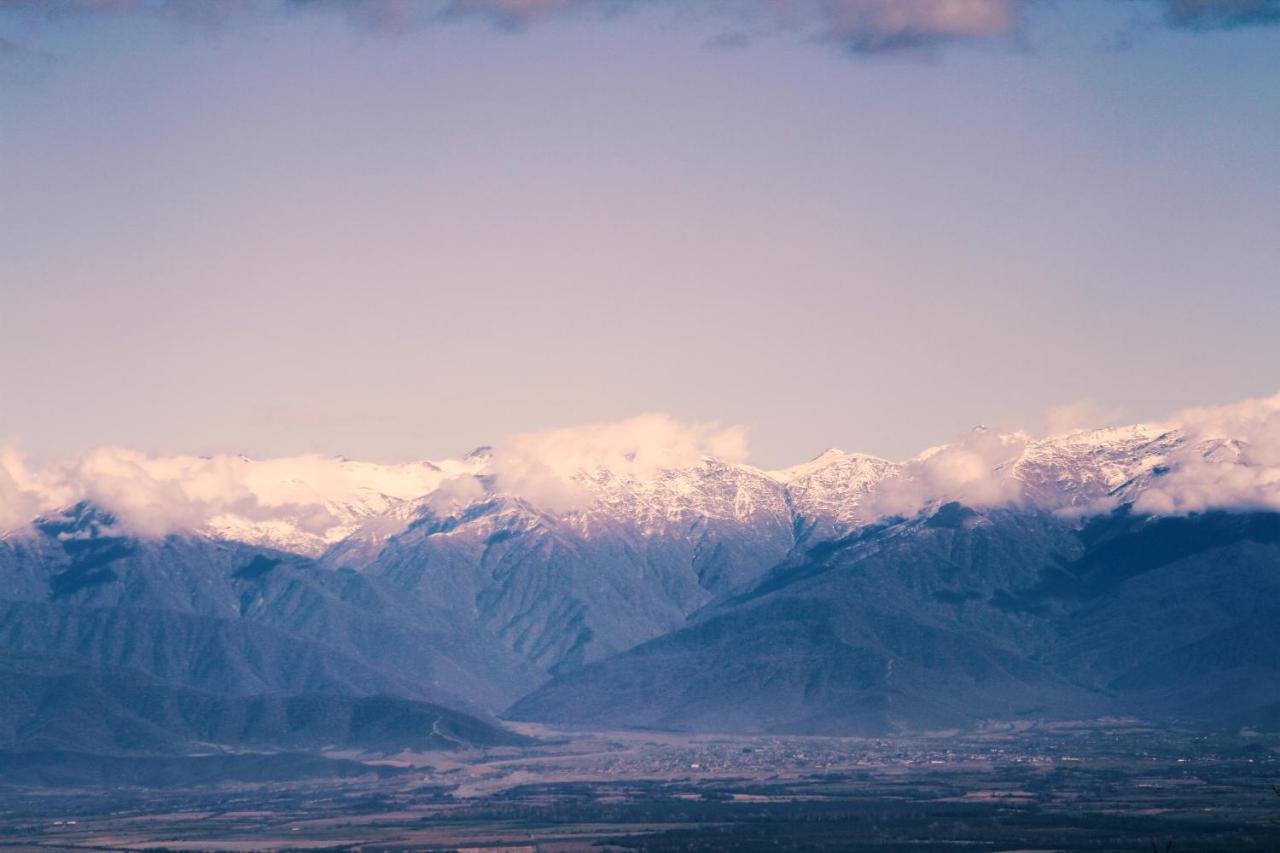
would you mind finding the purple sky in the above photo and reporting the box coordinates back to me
[1,1,1278,468]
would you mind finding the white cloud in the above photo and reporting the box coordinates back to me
[5,397,1280,541]
[1042,398,1123,437]
[1133,392,1280,516]
[419,471,488,514]
[0,447,457,540]
[864,395,1280,522]
[0,414,748,535]
[0,448,65,533]
[490,413,749,512]
[864,428,1028,519]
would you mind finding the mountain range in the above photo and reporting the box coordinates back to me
[2,398,1279,775]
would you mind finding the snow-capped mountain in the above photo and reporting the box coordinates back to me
[201,425,1253,560]
[5,397,1278,561]
[1008,424,1177,510]
[769,449,900,539]
[0,450,489,556]
[3,394,1280,738]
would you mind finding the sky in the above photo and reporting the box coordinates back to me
[1,0,1278,470]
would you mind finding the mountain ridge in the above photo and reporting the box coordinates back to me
[1,397,1278,748]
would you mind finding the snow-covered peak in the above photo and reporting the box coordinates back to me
[0,449,483,555]
[1031,423,1171,453]
[569,458,789,533]
[767,449,899,532]
[1008,424,1179,511]
[197,453,492,554]
[7,393,1280,555]
[768,448,874,481]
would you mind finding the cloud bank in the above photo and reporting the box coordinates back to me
[490,412,749,512]
[0,414,749,536]
[1133,393,1280,515]
[0,448,457,540]
[871,393,1280,522]
[2,0,1276,57]
[864,427,1029,519]
[4,395,1280,543]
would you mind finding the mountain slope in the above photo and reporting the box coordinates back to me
[3,402,1280,745]
[508,507,1280,733]
[0,651,525,756]
[0,504,539,714]
[344,461,799,673]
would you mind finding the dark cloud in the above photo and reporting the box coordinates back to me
[810,0,1026,53]
[1156,0,1280,28]
[0,0,1276,56]
[0,0,254,25]
[430,1,1030,52]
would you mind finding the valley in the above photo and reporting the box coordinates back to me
[3,722,1279,851]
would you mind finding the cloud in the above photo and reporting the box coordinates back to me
[1155,0,1280,29]
[0,0,258,27]
[1042,398,1123,437]
[808,0,1025,53]
[5,398,1280,541]
[0,414,748,535]
[440,0,1029,50]
[418,470,488,513]
[862,396,1280,522]
[489,413,749,512]
[0,448,69,533]
[864,427,1029,519]
[855,394,1280,523]
[0,446,457,540]
[1132,392,1280,515]
[0,0,1242,57]
[439,0,595,27]
[284,0,603,34]
[278,0,1034,49]
[4,0,1277,57]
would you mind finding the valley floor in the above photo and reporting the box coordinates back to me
[2,720,1279,851]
